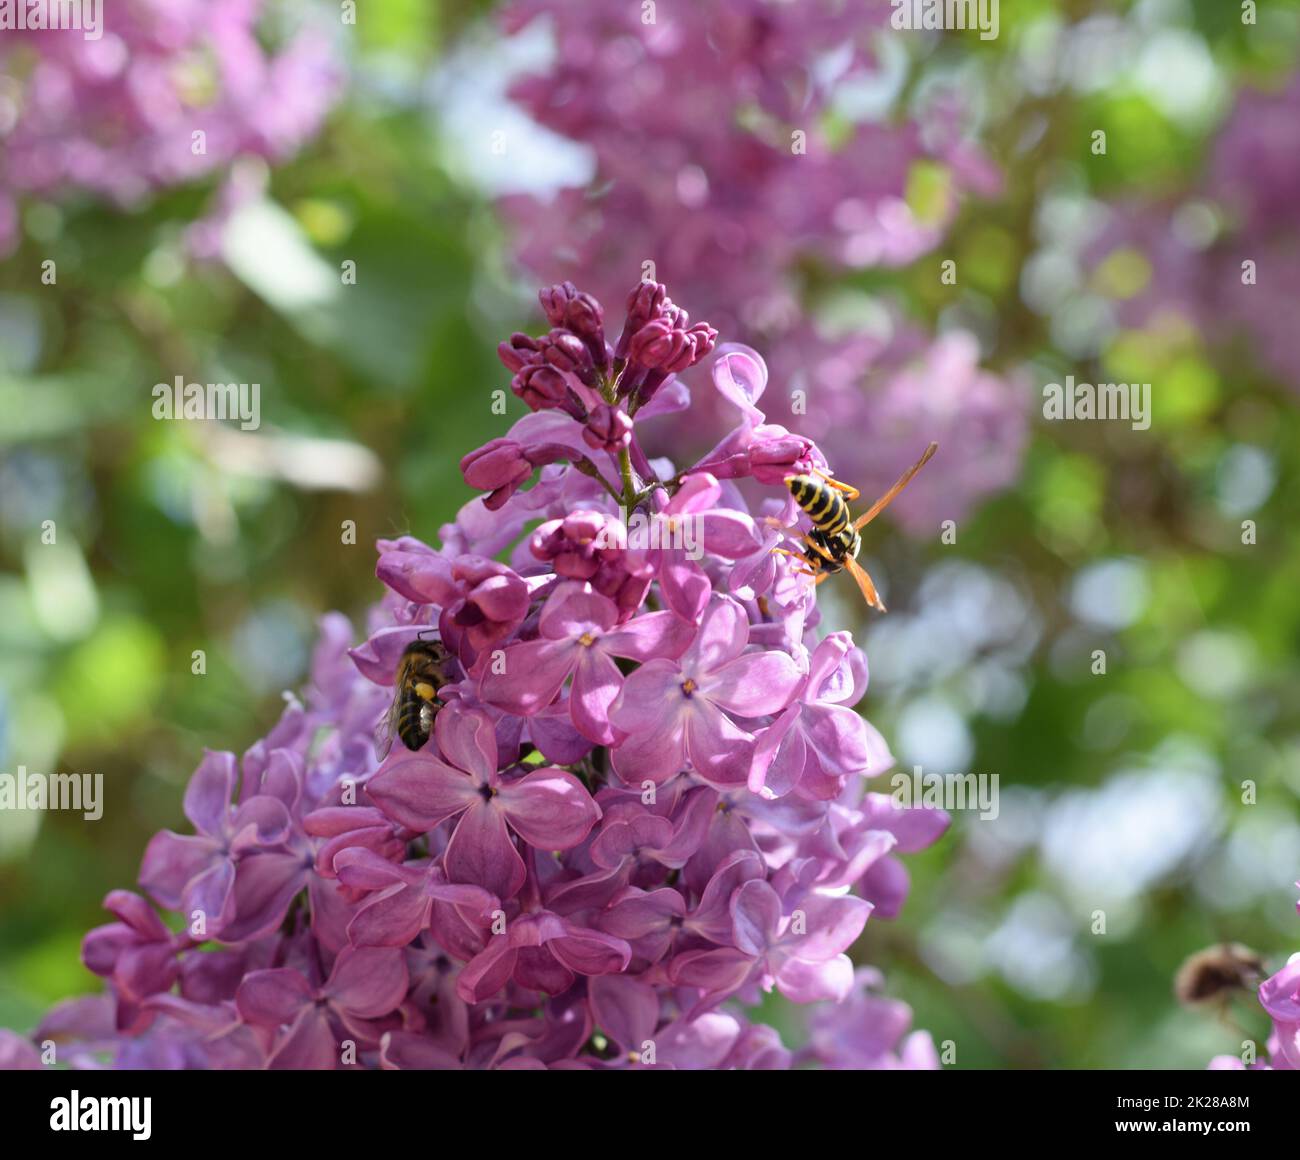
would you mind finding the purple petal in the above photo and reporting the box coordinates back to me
[698,511,762,559]
[800,703,873,779]
[658,557,712,622]
[588,974,659,1051]
[681,597,747,674]
[1260,961,1300,1022]
[348,626,424,685]
[689,850,766,944]
[479,637,577,717]
[569,647,624,744]
[376,548,457,605]
[609,658,684,735]
[267,1006,337,1070]
[236,968,312,1027]
[784,893,872,961]
[184,750,237,836]
[711,344,768,421]
[684,700,753,789]
[444,801,526,899]
[219,852,307,942]
[538,581,618,638]
[497,768,601,850]
[703,651,801,717]
[381,1031,463,1070]
[367,751,478,832]
[138,831,216,910]
[548,924,632,978]
[102,889,171,941]
[347,883,430,947]
[775,953,856,1004]
[665,472,722,516]
[325,947,409,1018]
[456,937,517,1003]
[731,879,782,955]
[227,795,293,854]
[668,947,754,994]
[610,723,687,787]
[749,707,804,797]
[182,857,237,934]
[857,854,910,919]
[601,610,694,662]
[434,707,498,784]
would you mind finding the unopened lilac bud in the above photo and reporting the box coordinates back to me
[460,439,522,483]
[616,280,669,359]
[538,281,581,327]
[540,282,608,369]
[582,403,633,453]
[748,434,816,484]
[498,332,543,374]
[512,364,587,420]
[627,318,718,375]
[542,328,599,387]
[461,439,532,511]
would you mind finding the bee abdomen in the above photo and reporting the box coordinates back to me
[396,692,433,750]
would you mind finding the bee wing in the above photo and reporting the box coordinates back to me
[374,650,416,759]
[852,442,938,531]
[373,696,400,760]
[844,556,887,613]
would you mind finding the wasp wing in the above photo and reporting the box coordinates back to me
[844,555,887,613]
[852,442,938,531]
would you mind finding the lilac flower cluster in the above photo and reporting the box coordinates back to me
[0,0,342,256]
[497,0,1027,531]
[500,0,997,334]
[1090,77,1300,395]
[1,280,946,1070]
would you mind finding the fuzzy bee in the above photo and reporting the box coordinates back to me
[1174,943,1264,1010]
[376,635,456,757]
[779,442,938,612]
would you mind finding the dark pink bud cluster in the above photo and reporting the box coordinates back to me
[441,557,532,661]
[530,510,653,616]
[538,280,609,371]
[497,332,588,418]
[627,310,719,375]
[617,281,718,373]
[614,280,718,409]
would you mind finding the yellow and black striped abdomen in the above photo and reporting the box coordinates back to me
[787,475,851,535]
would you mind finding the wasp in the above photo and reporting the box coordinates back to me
[376,634,456,756]
[779,442,938,612]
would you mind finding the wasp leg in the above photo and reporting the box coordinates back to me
[813,469,860,501]
[772,546,821,579]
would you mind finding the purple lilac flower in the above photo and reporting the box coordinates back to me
[4,279,947,1069]
[498,1,994,334]
[804,967,940,1069]
[0,0,342,256]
